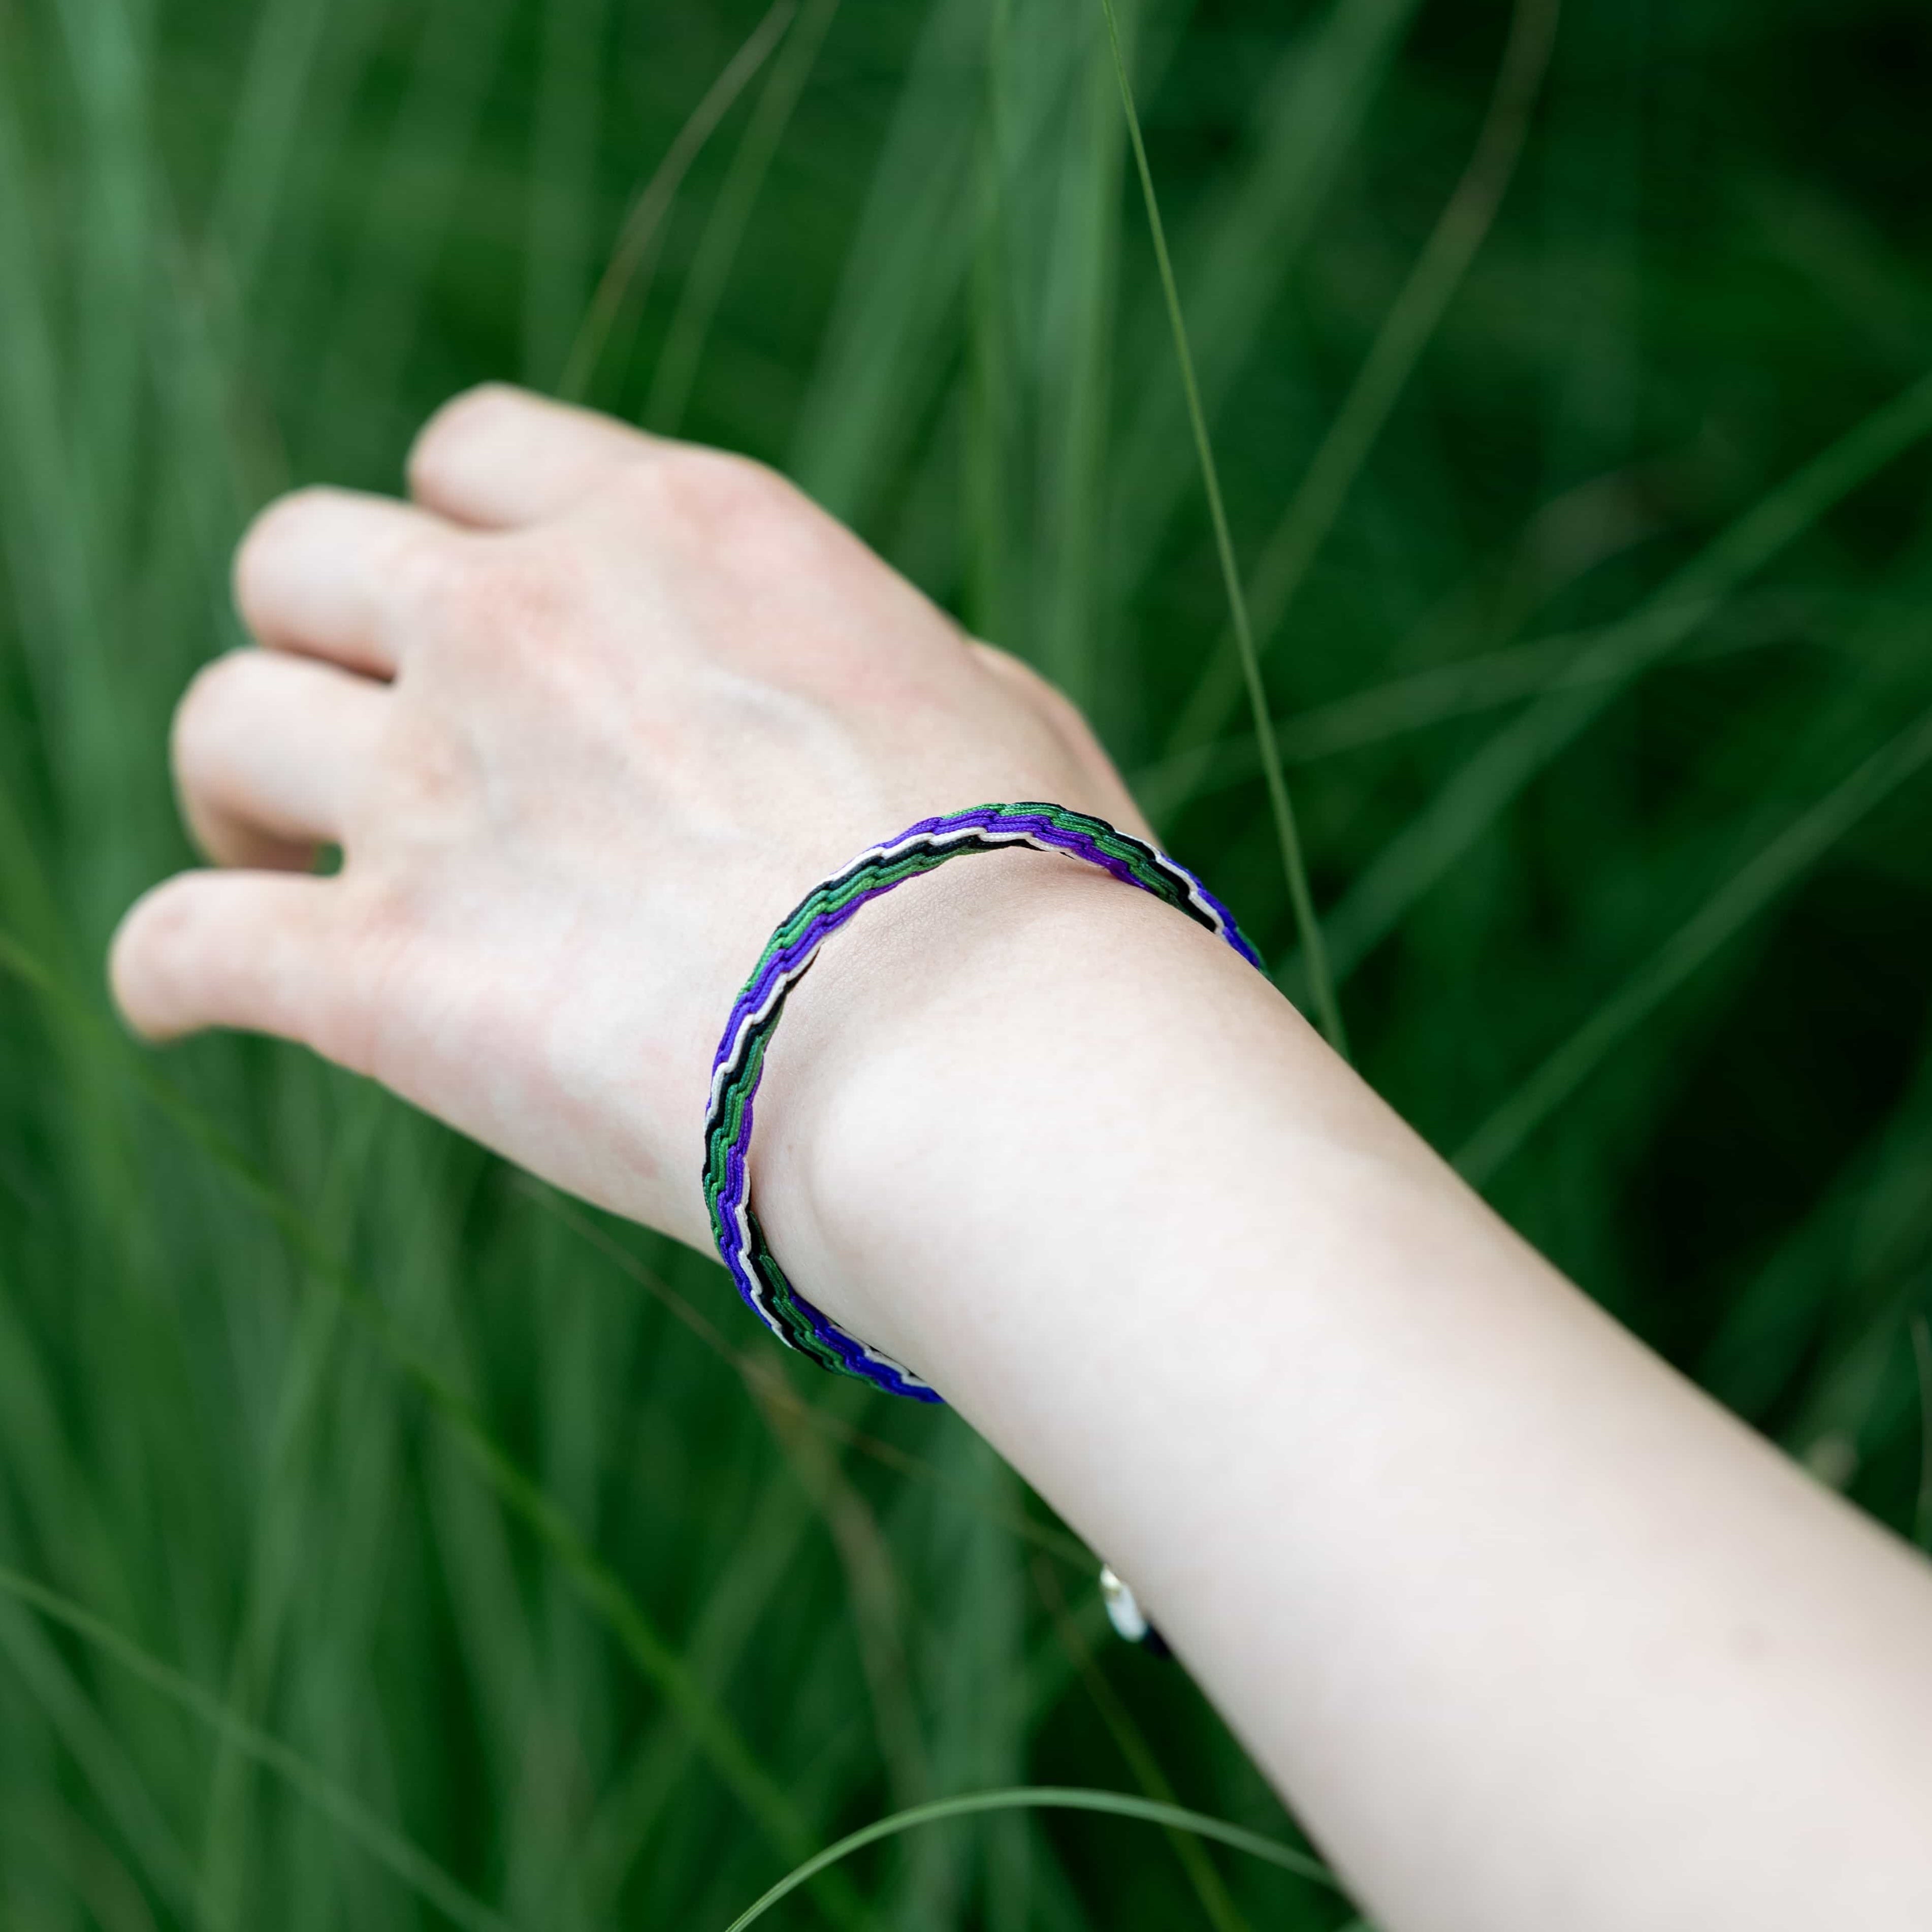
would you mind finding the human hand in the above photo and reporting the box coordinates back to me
[110,385,1149,1247]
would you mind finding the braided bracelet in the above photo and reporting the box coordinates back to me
[701,801,1262,1402]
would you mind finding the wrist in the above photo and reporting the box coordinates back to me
[743,838,1301,1396]
[746,847,1145,1361]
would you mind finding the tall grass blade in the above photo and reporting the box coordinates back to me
[1162,0,1562,763]
[1314,364,1932,985]
[0,937,860,1925]
[1097,0,1346,1054]
[49,0,152,553]
[758,1387,930,1813]
[0,1564,519,1932]
[568,1478,816,1918]
[1136,593,1832,822]
[1109,0,1422,574]
[0,1590,202,1926]
[209,0,335,298]
[962,0,1020,650]
[523,0,614,390]
[648,0,844,433]
[1036,2,1126,714]
[1455,700,1932,1182]
[788,0,983,522]
[215,0,402,351]
[0,75,109,833]
[560,0,796,406]
[309,0,521,460]
[1698,1044,1932,1437]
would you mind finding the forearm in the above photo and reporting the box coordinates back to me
[756,853,1932,1932]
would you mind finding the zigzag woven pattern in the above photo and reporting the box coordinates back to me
[701,802,1264,1401]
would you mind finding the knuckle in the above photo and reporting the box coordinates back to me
[1036,678,1091,746]
[630,447,823,570]
[407,382,526,492]
[699,449,796,523]
[976,642,1072,723]
[422,539,559,657]
[380,520,459,619]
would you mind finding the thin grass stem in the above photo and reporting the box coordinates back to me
[0,935,865,1932]
[1133,596,1823,825]
[1033,1559,1254,1932]
[560,0,795,406]
[720,1785,1339,1932]
[1308,362,1932,988]
[1096,0,1347,1054]
[1163,0,1562,763]
[0,1565,519,1932]
[0,1588,204,1927]
[1455,699,1932,1182]
[648,0,843,432]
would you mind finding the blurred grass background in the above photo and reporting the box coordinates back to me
[2,0,1930,1925]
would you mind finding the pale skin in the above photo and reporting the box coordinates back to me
[113,385,1932,1932]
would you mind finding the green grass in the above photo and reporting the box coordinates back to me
[2,0,1931,1927]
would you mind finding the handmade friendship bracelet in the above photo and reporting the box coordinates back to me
[701,801,1264,1403]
